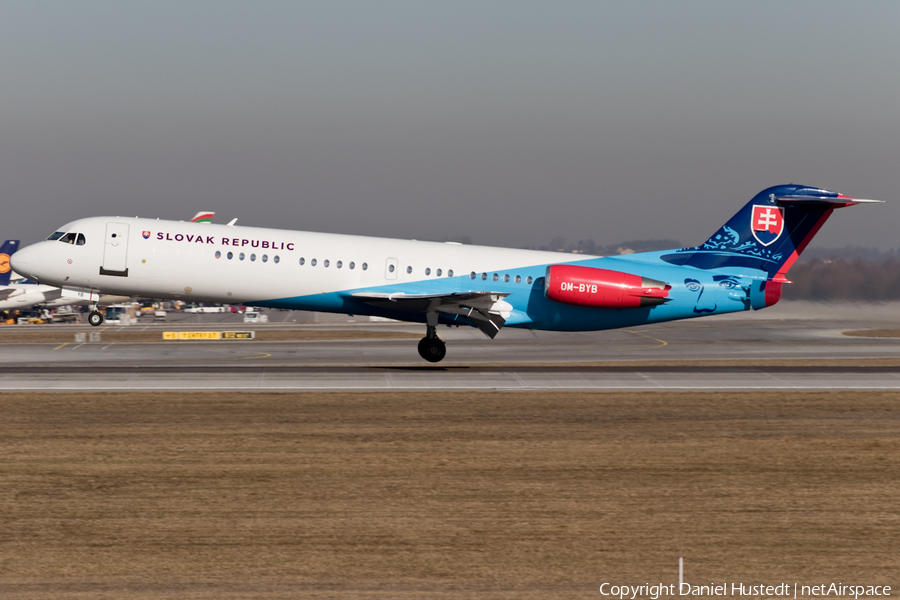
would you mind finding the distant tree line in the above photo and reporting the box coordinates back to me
[783,258,900,301]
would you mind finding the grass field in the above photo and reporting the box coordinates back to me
[0,391,897,599]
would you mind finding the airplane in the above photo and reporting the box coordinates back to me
[10,184,882,362]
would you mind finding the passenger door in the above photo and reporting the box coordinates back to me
[101,222,130,276]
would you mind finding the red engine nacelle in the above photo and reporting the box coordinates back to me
[544,264,670,309]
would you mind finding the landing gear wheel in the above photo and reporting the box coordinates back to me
[88,311,103,327]
[417,336,446,363]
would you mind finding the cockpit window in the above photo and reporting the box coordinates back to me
[76,233,86,246]
[59,233,77,244]
[47,231,66,241]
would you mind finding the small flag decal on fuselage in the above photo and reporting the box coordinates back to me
[191,212,215,223]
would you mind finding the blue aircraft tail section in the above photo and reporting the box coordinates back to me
[660,185,877,283]
[0,240,20,286]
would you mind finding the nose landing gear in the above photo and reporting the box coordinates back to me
[88,308,103,327]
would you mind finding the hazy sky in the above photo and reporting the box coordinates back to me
[2,1,898,250]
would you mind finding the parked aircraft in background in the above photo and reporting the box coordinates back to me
[11,185,882,361]
[0,281,130,313]
[0,240,19,286]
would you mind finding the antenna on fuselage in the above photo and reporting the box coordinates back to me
[226,218,238,226]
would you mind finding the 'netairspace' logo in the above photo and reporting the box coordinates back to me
[599,582,892,599]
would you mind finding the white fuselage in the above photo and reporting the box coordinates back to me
[11,216,583,311]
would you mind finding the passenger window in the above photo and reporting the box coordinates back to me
[481,273,487,281]
[503,274,509,282]
[436,268,442,276]
[76,233,86,246]
[362,263,368,270]
[470,272,476,279]
[406,266,412,274]
[47,231,65,241]
[311,258,317,266]
[250,254,257,262]
[337,260,342,269]
[526,276,533,284]
[274,255,280,264]
[215,251,222,259]
[492,273,499,281]
[425,268,431,276]
[239,253,245,261]
[349,262,355,269]
[227,252,234,260]
[515,275,521,283]
[299,257,305,265]
[324,259,330,267]
[388,264,395,273]
[262,254,268,263]
[447,270,453,277]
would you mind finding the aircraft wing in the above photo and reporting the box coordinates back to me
[352,291,511,338]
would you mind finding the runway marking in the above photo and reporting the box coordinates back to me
[761,372,796,388]
[625,330,668,348]
[53,343,69,350]
[238,352,272,360]
[101,343,115,350]
[635,371,664,387]
[508,369,529,388]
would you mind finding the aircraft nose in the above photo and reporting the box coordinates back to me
[10,245,38,280]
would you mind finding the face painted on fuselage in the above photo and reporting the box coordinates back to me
[684,278,717,314]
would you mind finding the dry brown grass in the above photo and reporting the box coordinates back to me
[0,391,898,599]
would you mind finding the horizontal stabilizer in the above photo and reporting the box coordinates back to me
[775,195,884,205]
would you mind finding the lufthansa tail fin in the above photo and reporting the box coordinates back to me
[0,240,20,286]
[660,185,882,283]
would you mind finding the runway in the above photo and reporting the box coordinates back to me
[2,364,900,391]
[2,302,899,390]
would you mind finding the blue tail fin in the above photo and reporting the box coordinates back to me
[660,185,880,282]
[0,240,20,286]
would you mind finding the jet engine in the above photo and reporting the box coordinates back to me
[544,264,670,309]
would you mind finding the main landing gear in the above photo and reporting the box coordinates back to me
[417,311,446,363]
[418,334,446,363]
[88,308,103,327]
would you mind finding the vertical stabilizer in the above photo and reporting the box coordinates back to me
[660,185,880,282]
